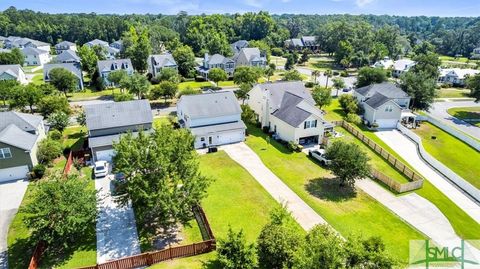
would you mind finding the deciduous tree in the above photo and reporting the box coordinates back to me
[312,86,332,109]
[48,68,78,97]
[173,45,196,78]
[217,228,257,269]
[208,68,228,86]
[356,67,387,87]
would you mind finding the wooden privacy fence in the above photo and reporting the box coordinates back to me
[28,241,46,269]
[331,121,424,193]
[63,151,74,175]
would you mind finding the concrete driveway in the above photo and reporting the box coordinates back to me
[95,171,140,263]
[375,130,480,223]
[222,143,328,231]
[427,100,480,140]
[0,180,29,269]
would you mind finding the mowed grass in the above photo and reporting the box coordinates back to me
[150,151,293,268]
[447,106,480,120]
[7,178,96,269]
[68,88,122,100]
[413,122,480,189]
[245,126,425,263]
[178,81,213,90]
[437,88,471,99]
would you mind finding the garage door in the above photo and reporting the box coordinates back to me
[217,130,245,145]
[95,149,114,162]
[375,119,398,129]
[0,165,29,183]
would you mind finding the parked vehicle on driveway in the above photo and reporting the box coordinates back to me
[112,172,127,196]
[308,149,331,165]
[94,161,109,178]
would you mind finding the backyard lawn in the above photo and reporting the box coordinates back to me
[413,122,480,189]
[68,88,122,100]
[437,88,471,99]
[245,126,424,264]
[178,81,213,90]
[150,151,296,268]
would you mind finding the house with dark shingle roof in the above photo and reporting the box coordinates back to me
[177,91,246,149]
[53,49,81,64]
[147,53,177,78]
[247,81,332,145]
[231,40,249,54]
[43,63,84,90]
[354,82,412,128]
[0,112,46,182]
[97,59,134,86]
[85,99,153,161]
[234,48,267,68]
[284,36,320,52]
[55,41,77,54]
[197,53,235,79]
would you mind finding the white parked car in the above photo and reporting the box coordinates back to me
[94,161,109,178]
[308,149,331,166]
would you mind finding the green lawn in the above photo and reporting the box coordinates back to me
[322,98,344,121]
[217,80,236,87]
[63,125,87,150]
[413,122,480,189]
[437,88,471,99]
[447,106,480,120]
[178,81,213,90]
[68,88,121,100]
[305,56,337,71]
[150,151,295,268]
[245,126,424,264]
[7,171,96,269]
[31,74,44,85]
[270,56,286,67]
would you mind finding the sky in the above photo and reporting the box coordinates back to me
[1,0,479,17]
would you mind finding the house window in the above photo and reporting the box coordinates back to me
[384,105,393,112]
[200,137,205,142]
[304,120,318,129]
[0,148,12,159]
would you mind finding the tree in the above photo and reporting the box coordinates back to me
[325,140,371,188]
[235,83,251,105]
[233,66,261,86]
[47,111,70,132]
[76,109,86,126]
[466,74,480,102]
[114,92,135,102]
[0,48,24,65]
[0,80,18,106]
[151,81,178,103]
[292,225,345,269]
[400,71,437,111]
[77,45,98,80]
[149,24,180,53]
[92,44,106,60]
[154,68,179,83]
[217,228,257,269]
[332,77,346,97]
[37,95,71,117]
[178,87,201,97]
[208,68,228,86]
[312,86,332,109]
[21,172,97,246]
[323,69,333,88]
[37,138,63,165]
[345,235,396,268]
[312,70,320,84]
[356,67,387,87]
[283,70,303,81]
[120,73,151,99]
[285,53,295,70]
[241,104,256,125]
[173,45,196,78]
[123,26,152,71]
[112,126,211,236]
[299,50,309,65]
[48,68,78,97]
[107,70,127,88]
[265,65,275,82]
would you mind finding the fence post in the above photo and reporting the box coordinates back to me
[193,243,197,255]
[169,246,173,260]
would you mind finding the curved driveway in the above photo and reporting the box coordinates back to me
[427,100,480,140]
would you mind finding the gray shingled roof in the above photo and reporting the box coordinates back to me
[22,47,49,55]
[179,91,241,119]
[207,54,233,65]
[190,121,246,136]
[0,111,43,133]
[85,99,153,131]
[231,40,249,53]
[364,93,392,109]
[97,59,133,73]
[238,48,264,62]
[150,53,177,68]
[355,82,409,99]
[0,124,37,150]
[289,38,304,47]
[0,64,23,78]
[272,92,311,127]
[54,50,80,63]
[86,39,109,47]
[55,41,75,48]
[255,81,315,109]
[44,63,82,80]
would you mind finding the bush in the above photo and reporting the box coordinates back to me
[333,71,340,76]
[304,81,318,88]
[114,92,134,102]
[32,164,46,179]
[287,141,301,152]
[271,47,284,56]
[262,126,270,134]
[48,129,62,140]
[37,138,63,165]
[47,112,69,132]
[371,122,379,129]
[345,113,361,124]
[340,70,349,77]
[217,228,257,269]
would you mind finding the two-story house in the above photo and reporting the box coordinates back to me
[110,40,123,51]
[85,39,109,48]
[147,53,177,78]
[284,36,319,52]
[247,81,333,145]
[97,59,134,86]
[4,36,51,52]
[43,63,84,90]
[197,53,235,79]
[438,68,480,86]
[0,112,46,182]
[231,40,249,54]
[392,59,415,78]
[55,41,77,54]
[85,100,153,162]
[0,65,27,84]
[177,91,246,149]
[234,48,267,68]
[353,82,411,128]
[53,49,81,64]
[21,47,51,66]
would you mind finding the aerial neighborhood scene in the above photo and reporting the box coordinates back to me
[1,0,480,268]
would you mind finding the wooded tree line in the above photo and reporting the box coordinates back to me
[1,6,479,58]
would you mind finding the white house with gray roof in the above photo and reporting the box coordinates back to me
[53,49,81,64]
[438,68,480,86]
[55,41,77,54]
[177,91,246,149]
[85,39,109,48]
[85,100,153,162]
[197,53,235,79]
[43,63,84,90]
[234,48,267,68]
[4,36,51,52]
[0,64,27,84]
[147,53,177,78]
[231,40,249,54]
[22,47,51,66]
[0,112,46,182]
[354,82,412,128]
[97,59,134,86]
[247,81,333,145]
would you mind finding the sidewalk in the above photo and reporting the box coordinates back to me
[222,143,328,231]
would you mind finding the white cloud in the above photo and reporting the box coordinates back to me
[243,0,292,8]
[355,0,375,7]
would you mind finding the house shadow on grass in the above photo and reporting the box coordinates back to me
[201,259,222,269]
[306,177,357,202]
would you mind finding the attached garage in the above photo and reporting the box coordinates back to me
[95,149,114,162]
[191,121,247,149]
[217,130,245,145]
[0,165,29,183]
[375,119,399,129]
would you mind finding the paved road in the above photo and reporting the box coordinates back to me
[95,173,140,263]
[427,100,480,140]
[0,180,29,269]
[376,130,480,223]
[222,143,328,231]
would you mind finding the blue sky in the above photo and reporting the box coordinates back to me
[1,0,479,17]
